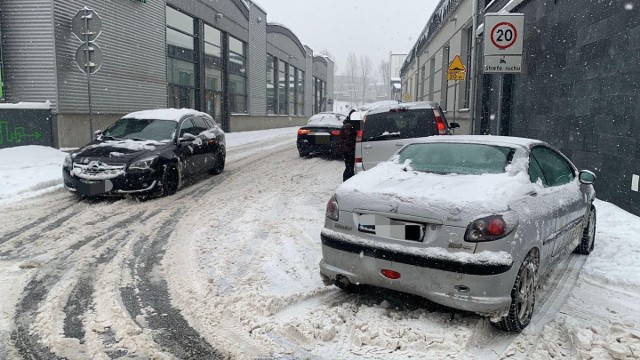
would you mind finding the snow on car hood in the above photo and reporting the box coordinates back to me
[336,161,533,225]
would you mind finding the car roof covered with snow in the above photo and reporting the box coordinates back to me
[407,135,548,149]
[123,108,210,122]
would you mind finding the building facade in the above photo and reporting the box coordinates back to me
[400,0,474,134]
[0,0,334,148]
[474,0,640,216]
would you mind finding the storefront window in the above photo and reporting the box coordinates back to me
[266,55,276,114]
[204,24,222,122]
[166,7,195,109]
[289,66,296,115]
[229,35,247,113]
[297,70,304,116]
[278,61,287,114]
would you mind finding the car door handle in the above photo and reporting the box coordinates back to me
[364,145,372,149]
[396,143,404,147]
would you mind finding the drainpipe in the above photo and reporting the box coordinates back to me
[469,0,479,134]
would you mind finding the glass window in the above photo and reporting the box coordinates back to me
[528,156,547,185]
[103,118,177,142]
[397,143,515,175]
[179,118,197,137]
[229,35,247,114]
[289,66,296,115]
[166,7,195,110]
[229,36,245,56]
[192,117,209,134]
[166,28,195,61]
[297,70,305,116]
[166,7,194,35]
[267,55,276,114]
[278,62,288,114]
[363,109,437,141]
[531,146,575,186]
[204,25,221,47]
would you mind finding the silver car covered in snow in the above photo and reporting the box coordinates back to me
[319,136,597,332]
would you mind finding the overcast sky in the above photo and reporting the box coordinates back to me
[253,0,441,75]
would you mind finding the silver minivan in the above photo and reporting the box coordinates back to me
[354,101,459,173]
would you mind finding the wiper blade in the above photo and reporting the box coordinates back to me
[100,135,117,140]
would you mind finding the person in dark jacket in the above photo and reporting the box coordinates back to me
[337,109,358,181]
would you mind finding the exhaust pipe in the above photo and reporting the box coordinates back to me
[334,274,352,289]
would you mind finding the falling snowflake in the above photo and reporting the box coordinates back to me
[489,114,496,121]
[625,3,633,10]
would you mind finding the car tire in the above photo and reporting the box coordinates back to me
[575,205,596,255]
[210,152,225,175]
[299,151,309,157]
[492,253,537,333]
[160,163,180,196]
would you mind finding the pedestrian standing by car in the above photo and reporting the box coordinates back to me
[337,109,358,181]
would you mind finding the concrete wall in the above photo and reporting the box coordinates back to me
[476,0,640,216]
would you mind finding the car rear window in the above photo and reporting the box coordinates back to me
[397,143,515,175]
[363,109,436,141]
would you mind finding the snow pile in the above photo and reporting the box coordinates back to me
[0,146,67,206]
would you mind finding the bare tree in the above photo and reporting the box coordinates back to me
[359,55,372,103]
[379,60,391,98]
[344,52,359,104]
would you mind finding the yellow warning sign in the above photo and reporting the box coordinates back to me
[447,55,466,81]
[448,55,466,72]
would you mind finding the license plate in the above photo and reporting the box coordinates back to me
[78,179,113,195]
[358,214,425,241]
[313,133,331,144]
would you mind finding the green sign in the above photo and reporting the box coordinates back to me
[0,120,42,145]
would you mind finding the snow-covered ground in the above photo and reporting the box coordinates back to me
[0,132,639,359]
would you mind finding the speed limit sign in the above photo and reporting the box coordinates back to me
[484,13,524,55]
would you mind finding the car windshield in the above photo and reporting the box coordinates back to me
[102,118,176,142]
[397,143,515,174]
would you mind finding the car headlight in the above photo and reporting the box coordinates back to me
[63,154,72,168]
[326,194,339,221]
[129,156,158,171]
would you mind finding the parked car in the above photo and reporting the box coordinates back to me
[320,135,597,332]
[297,112,347,157]
[354,101,459,173]
[62,108,225,199]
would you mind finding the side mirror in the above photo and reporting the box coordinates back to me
[179,133,197,142]
[94,130,102,139]
[579,170,596,185]
[449,122,461,129]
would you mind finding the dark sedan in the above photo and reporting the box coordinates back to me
[296,112,346,157]
[63,108,225,199]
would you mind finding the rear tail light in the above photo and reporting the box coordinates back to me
[330,129,341,136]
[355,157,362,163]
[381,269,401,279]
[326,194,339,221]
[356,129,363,143]
[298,129,311,136]
[433,108,447,135]
[464,215,514,242]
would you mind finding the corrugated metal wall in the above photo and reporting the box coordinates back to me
[247,2,266,116]
[53,0,167,114]
[0,0,58,111]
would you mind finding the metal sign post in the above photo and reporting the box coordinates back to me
[72,7,103,141]
[447,55,466,132]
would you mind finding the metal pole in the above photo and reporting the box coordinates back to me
[453,80,457,134]
[83,8,94,141]
[470,0,479,134]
